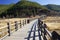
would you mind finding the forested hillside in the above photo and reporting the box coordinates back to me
[0,4,14,14]
[0,1,48,18]
[0,1,60,18]
[45,4,60,12]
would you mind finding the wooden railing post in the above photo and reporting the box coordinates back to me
[23,20,24,26]
[44,24,47,35]
[38,18,40,30]
[27,19,30,24]
[25,19,26,24]
[15,21,18,31]
[40,21,43,36]
[43,24,47,40]
[7,22,11,36]
[20,20,21,28]
[38,18,43,35]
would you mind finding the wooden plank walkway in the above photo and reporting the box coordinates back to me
[2,19,42,40]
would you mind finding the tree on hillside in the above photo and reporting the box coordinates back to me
[0,0,49,18]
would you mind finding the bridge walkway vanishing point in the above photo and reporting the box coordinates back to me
[1,19,52,40]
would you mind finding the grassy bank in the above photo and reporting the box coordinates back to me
[43,16,60,35]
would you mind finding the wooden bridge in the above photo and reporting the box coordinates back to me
[0,18,52,40]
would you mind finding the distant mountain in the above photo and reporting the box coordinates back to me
[45,4,60,12]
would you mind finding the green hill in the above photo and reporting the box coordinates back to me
[1,1,60,18]
[45,4,60,12]
[0,4,14,14]
[0,1,48,18]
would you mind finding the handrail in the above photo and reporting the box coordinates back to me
[0,25,7,29]
[45,28,52,37]
[0,18,53,40]
[0,19,30,40]
[38,18,52,40]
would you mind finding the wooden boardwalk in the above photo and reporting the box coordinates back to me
[1,16,60,40]
[1,18,53,40]
[2,19,41,40]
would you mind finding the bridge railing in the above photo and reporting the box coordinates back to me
[0,18,31,40]
[0,18,53,40]
[0,18,38,40]
[38,18,52,40]
[25,19,52,40]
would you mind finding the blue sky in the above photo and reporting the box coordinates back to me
[0,0,20,4]
[29,0,60,5]
[0,0,60,5]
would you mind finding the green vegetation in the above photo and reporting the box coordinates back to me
[0,4,14,14]
[45,4,60,12]
[1,1,60,18]
[0,1,48,18]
